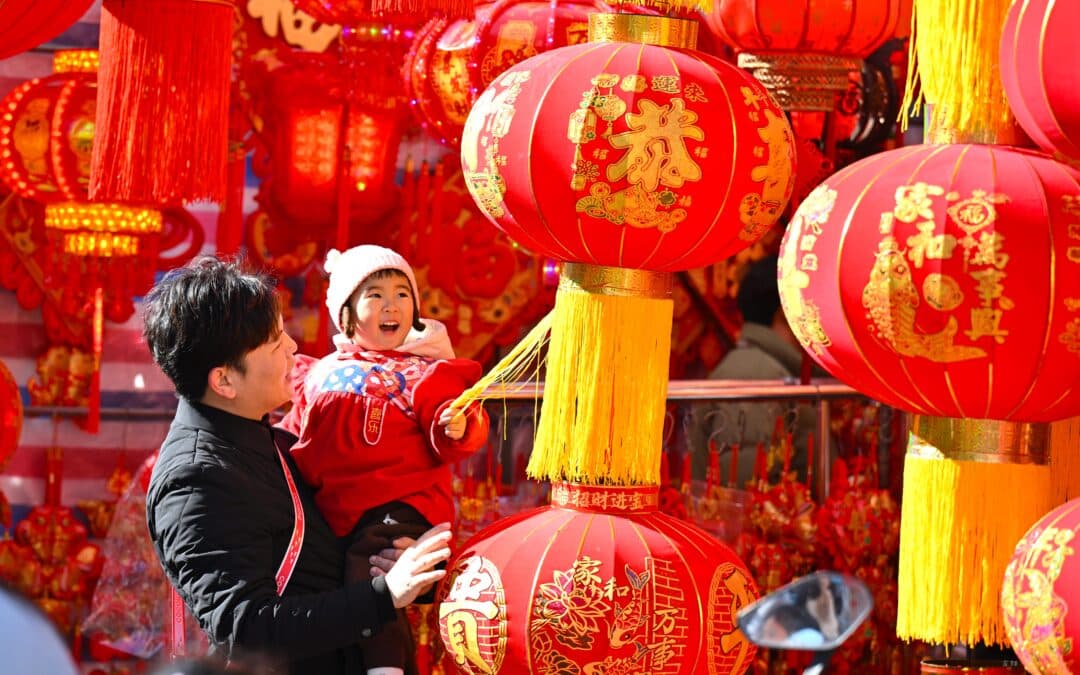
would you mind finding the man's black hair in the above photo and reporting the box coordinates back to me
[737,255,782,327]
[142,256,280,402]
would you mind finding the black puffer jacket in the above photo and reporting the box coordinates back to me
[146,399,396,674]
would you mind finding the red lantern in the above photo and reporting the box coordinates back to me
[405,15,478,149]
[437,483,758,673]
[0,359,22,468]
[778,144,1080,422]
[257,41,408,237]
[706,0,908,111]
[0,0,95,61]
[461,25,796,270]
[1001,497,1080,674]
[999,0,1080,163]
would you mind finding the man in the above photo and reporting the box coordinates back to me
[688,254,818,487]
[143,257,451,674]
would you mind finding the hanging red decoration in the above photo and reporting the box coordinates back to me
[437,482,758,673]
[405,13,487,150]
[777,144,1080,422]
[0,0,95,61]
[1001,497,1080,675]
[0,359,22,468]
[91,0,232,205]
[291,0,471,26]
[461,19,796,270]
[706,0,908,111]
[257,47,407,237]
[999,0,1080,164]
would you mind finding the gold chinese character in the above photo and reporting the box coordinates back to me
[894,183,945,224]
[693,146,709,159]
[971,231,1009,269]
[607,98,703,191]
[653,606,679,635]
[965,307,1009,343]
[620,75,647,93]
[800,234,817,251]
[684,82,708,103]
[740,85,765,110]
[247,0,340,52]
[651,75,680,94]
[591,73,620,88]
[800,253,819,272]
[970,268,1007,305]
[1068,223,1080,240]
[649,637,678,670]
[1063,195,1080,218]
[905,220,957,268]
[1069,246,1080,264]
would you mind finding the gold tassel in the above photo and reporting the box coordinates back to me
[900,0,1014,141]
[451,310,552,408]
[896,417,1053,646]
[1050,417,1080,505]
[527,264,672,486]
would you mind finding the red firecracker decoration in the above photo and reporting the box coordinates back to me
[0,0,95,61]
[91,0,232,205]
[1002,498,1080,674]
[437,483,758,673]
[461,24,796,269]
[999,0,1080,164]
[778,145,1080,422]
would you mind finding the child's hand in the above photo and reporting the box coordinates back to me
[439,405,466,440]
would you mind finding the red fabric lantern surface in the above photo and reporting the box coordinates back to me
[437,483,758,674]
[0,0,95,61]
[706,0,907,59]
[777,144,1080,422]
[0,359,22,468]
[1001,497,1080,674]
[999,0,1080,163]
[461,39,796,270]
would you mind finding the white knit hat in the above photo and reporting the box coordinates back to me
[324,245,421,336]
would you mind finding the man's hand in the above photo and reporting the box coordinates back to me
[374,522,452,608]
[438,406,466,440]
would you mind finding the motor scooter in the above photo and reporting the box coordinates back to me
[736,571,874,675]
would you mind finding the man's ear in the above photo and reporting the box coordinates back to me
[206,365,237,400]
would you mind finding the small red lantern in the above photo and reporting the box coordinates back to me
[1001,497,1080,674]
[707,0,908,110]
[438,483,758,673]
[0,359,22,468]
[0,0,95,61]
[405,14,478,149]
[778,144,1080,422]
[461,20,796,270]
[999,0,1080,163]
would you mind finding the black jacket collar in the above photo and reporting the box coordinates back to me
[173,398,277,454]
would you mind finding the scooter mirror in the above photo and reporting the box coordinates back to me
[736,571,873,652]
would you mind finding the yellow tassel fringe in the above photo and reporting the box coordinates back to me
[897,454,1053,646]
[526,280,672,486]
[900,0,1014,140]
[451,310,552,409]
[1050,417,1080,505]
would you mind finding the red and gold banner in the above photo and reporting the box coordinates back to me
[778,144,1080,422]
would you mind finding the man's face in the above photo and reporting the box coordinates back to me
[227,316,297,419]
[348,272,415,351]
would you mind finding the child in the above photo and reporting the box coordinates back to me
[282,245,489,675]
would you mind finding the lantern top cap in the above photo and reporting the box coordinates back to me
[587,13,699,49]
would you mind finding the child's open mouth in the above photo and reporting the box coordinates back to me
[379,321,399,334]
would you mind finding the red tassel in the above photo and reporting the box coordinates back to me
[91,0,232,205]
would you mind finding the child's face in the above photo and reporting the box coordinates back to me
[347,271,415,351]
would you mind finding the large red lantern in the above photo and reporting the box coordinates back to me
[999,0,1080,163]
[778,143,1080,647]
[437,483,758,673]
[461,19,796,270]
[0,0,95,61]
[778,144,1080,423]
[707,0,908,110]
[1001,497,1080,674]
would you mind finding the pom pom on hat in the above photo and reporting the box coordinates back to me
[324,245,421,336]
